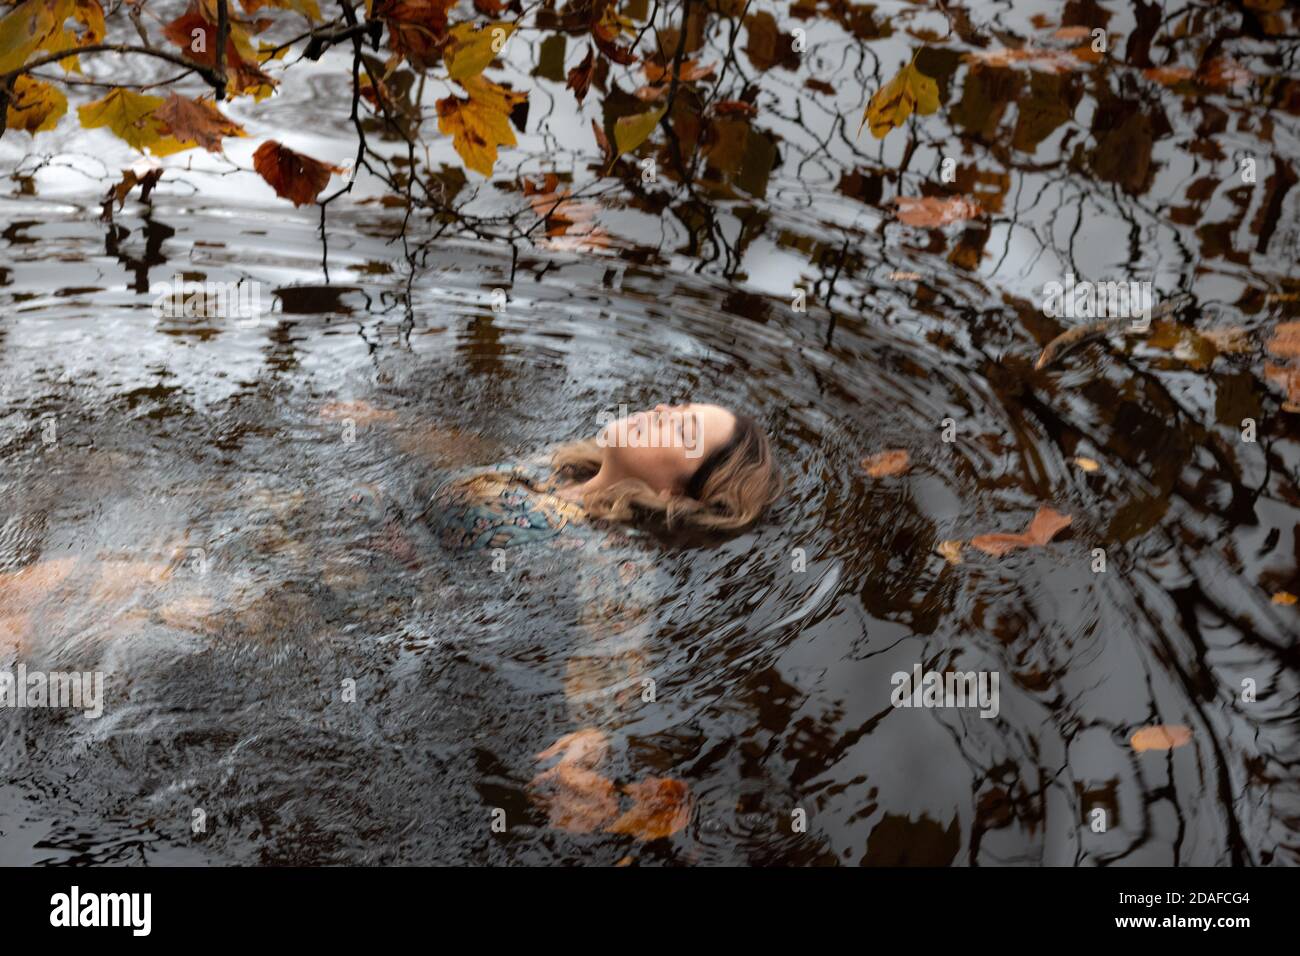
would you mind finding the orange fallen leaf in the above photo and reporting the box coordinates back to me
[253,140,342,206]
[970,506,1072,557]
[894,195,982,227]
[642,57,715,84]
[936,540,963,565]
[1272,591,1297,605]
[1072,456,1100,472]
[714,100,758,117]
[862,449,910,477]
[605,777,692,841]
[1130,724,1193,752]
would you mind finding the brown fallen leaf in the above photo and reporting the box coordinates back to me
[1130,724,1193,752]
[1051,26,1092,42]
[605,777,692,841]
[970,506,1072,557]
[591,118,613,165]
[253,140,342,206]
[894,195,982,227]
[1272,591,1297,605]
[936,540,963,565]
[642,57,715,84]
[862,449,910,477]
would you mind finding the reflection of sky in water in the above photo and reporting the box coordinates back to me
[0,0,1296,866]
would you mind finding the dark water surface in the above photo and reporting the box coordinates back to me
[1,0,1298,865]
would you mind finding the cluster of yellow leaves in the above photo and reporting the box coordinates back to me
[4,75,67,133]
[0,0,105,77]
[75,88,246,156]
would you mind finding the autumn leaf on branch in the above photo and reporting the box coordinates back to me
[589,0,637,65]
[371,0,456,68]
[859,56,939,138]
[566,44,595,105]
[436,74,527,176]
[156,93,246,152]
[238,0,322,20]
[77,88,196,154]
[0,0,103,74]
[4,75,67,134]
[161,0,277,98]
[613,105,665,158]
[252,139,342,205]
[443,20,515,82]
[101,163,163,221]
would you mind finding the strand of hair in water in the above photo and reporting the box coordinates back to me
[1034,293,1195,371]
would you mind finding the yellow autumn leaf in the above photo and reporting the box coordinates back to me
[614,106,665,157]
[936,540,963,565]
[0,0,65,73]
[1272,591,1297,606]
[436,74,526,176]
[38,0,105,74]
[5,74,67,133]
[859,58,939,139]
[444,21,516,82]
[77,88,197,154]
[1072,456,1100,472]
[1130,725,1193,752]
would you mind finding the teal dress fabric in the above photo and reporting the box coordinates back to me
[424,460,590,552]
[421,458,662,725]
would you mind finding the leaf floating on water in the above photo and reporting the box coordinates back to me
[1264,364,1300,413]
[894,195,982,227]
[862,449,910,477]
[970,506,1072,557]
[605,777,692,842]
[1130,724,1193,752]
[1072,456,1100,472]
[1272,591,1297,606]
[936,540,964,565]
[253,140,342,206]
[859,58,939,139]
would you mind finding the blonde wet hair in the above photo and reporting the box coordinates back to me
[552,413,782,533]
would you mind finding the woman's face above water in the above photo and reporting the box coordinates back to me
[598,402,736,495]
